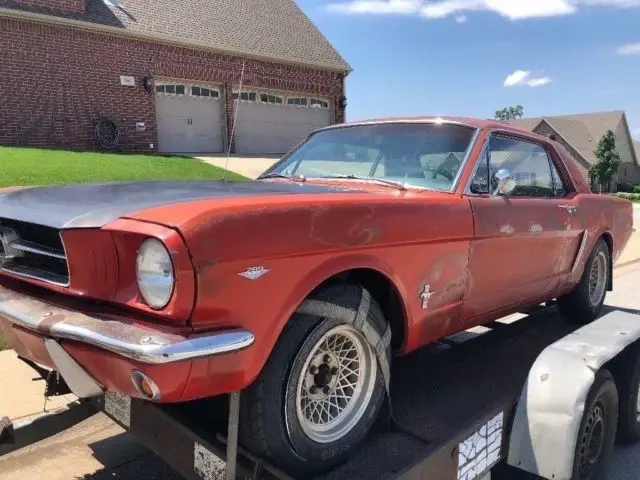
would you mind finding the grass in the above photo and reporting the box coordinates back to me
[617,192,640,203]
[0,146,247,187]
[0,336,8,351]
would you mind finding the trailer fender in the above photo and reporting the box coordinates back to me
[507,310,640,480]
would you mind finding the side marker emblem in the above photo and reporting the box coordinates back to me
[419,284,435,310]
[238,266,270,280]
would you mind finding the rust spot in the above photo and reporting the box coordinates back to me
[194,259,217,275]
[540,373,549,382]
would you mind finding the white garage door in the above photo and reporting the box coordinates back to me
[155,82,225,153]
[232,91,331,155]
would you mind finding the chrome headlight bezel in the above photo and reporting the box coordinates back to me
[135,238,175,310]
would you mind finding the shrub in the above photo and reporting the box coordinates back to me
[633,184,640,194]
[617,192,640,201]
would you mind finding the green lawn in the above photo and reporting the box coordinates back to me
[0,146,246,187]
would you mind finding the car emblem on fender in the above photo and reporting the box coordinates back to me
[238,266,270,280]
[419,284,435,310]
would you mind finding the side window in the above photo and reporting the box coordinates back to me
[470,136,562,198]
[548,158,567,197]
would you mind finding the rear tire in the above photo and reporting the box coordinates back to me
[239,284,388,477]
[559,238,610,325]
[616,346,640,444]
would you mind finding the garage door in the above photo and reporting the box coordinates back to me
[232,91,331,155]
[155,82,224,153]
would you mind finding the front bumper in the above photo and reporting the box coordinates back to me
[0,285,254,365]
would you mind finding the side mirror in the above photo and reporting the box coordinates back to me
[493,169,516,196]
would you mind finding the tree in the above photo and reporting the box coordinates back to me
[590,129,621,193]
[495,105,524,121]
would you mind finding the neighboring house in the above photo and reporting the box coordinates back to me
[507,111,640,191]
[0,0,350,154]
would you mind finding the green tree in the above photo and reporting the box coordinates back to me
[495,105,524,121]
[590,129,621,193]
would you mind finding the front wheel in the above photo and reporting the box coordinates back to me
[559,238,610,325]
[239,285,388,477]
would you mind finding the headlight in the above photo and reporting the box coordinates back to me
[136,238,175,309]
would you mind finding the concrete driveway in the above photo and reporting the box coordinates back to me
[197,154,281,179]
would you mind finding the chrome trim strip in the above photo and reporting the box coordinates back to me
[0,288,255,364]
[571,231,589,274]
[1,265,69,287]
[450,126,482,193]
[11,239,66,259]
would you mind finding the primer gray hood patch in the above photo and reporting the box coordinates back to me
[0,180,360,229]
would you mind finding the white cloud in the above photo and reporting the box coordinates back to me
[455,14,468,21]
[617,43,640,55]
[504,70,552,87]
[326,0,640,20]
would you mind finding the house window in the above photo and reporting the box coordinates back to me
[191,86,219,98]
[233,91,257,102]
[260,93,283,105]
[310,98,329,109]
[287,97,308,107]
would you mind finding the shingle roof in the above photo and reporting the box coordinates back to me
[510,111,627,165]
[0,0,350,72]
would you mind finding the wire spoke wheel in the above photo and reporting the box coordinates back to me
[588,251,607,307]
[295,324,377,444]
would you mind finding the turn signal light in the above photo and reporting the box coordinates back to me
[131,369,161,401]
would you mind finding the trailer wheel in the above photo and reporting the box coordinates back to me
[571,369,618,480]
[239,284,388,477]
[559,238,610,325]
[615,346,640,444]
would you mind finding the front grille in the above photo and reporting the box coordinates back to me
[0,218,69,286]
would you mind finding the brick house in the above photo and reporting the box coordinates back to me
[0,0,350,154]
[508,111,640,191]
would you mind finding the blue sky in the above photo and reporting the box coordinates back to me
[296,0,640,139]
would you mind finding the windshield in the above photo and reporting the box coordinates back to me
[262,122,477,191]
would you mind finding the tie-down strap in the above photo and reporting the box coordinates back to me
[295,287,392,394]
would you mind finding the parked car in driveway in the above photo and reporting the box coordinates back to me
[0,117,633,477]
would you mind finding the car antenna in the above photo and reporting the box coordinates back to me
[223,58,246,183]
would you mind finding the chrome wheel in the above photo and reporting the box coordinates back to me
[588,251,608,307]
[295,324,377,444]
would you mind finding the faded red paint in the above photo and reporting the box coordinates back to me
[0,118,634,403]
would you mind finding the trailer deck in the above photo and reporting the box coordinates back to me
[98,303,585,480]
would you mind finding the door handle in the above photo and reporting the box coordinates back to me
[558,205,577,214]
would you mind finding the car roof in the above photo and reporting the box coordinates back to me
[319,115,543,138]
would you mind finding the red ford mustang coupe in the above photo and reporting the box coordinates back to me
[0,117,633,476]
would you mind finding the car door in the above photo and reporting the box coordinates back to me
[461,133,581,321]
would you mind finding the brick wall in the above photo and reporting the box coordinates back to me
[12,0,85,12]
[0,18,345,152]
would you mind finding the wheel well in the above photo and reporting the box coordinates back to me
[309,269,407,351]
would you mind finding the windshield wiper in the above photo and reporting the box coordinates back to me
[258,172,306,182]
[319,174,411,191]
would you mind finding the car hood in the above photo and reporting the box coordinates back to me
[0,180,363,229]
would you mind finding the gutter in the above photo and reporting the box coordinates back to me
[0,7,351,75]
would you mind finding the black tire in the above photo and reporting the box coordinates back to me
[239,284,389,477]
[571,369,618,480]
[559,238,610,325]
[616,346,640,444]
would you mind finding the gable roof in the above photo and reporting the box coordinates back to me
[509,111,629,166]
[0,0,351,72]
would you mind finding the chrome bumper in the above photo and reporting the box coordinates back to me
[0,285,254,364]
